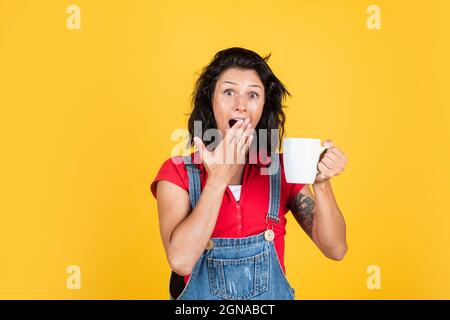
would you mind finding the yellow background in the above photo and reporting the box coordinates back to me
[1,0,449,299]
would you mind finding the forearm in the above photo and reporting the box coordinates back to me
[312,180,347,259]
[169,178,226,273]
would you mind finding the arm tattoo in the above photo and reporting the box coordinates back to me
[290,193,315,239]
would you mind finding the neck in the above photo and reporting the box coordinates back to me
[229,149,249,185]
[229,164,245,185]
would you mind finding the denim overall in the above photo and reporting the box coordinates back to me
[172,154,296,300]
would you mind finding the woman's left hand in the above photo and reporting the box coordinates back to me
[315,140,348,184]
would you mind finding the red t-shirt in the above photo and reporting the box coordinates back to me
[150,151,305,284]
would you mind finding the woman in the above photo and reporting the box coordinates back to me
[150,47,348,300]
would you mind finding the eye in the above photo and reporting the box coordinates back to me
[249,92,259,99]
[224,89,234,96]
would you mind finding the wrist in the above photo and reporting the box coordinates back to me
[313,179,331,192]
[205,176,228,192]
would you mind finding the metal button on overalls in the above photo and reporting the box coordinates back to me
[206,239,214,250]
[264,229,275,241]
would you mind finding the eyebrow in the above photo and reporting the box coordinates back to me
[222,80,263,89]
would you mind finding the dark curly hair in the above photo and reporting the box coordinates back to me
[187,47,291,156]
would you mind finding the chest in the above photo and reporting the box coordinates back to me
[206,166,289,237]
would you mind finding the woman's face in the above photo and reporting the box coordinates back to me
[212,68,265,137]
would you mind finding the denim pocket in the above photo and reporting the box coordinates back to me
[207,250,269,300]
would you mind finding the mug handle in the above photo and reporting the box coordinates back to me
[319,145,331,155]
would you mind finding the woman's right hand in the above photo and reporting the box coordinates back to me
[193,118,254,187]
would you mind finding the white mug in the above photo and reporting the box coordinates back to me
[283,138,330,184]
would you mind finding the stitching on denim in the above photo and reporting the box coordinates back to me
[207,251,269,300]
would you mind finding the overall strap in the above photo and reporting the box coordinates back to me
[169,155,202,300]
[266,154,281,224]
[182,155,202,209]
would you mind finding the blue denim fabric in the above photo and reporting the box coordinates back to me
[178,154,295,300]
[184,156,201,209]
[176,232,295,300]
[266,154,281,223]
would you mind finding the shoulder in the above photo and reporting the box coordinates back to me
[159,155,189,176]
[150,154,195,198]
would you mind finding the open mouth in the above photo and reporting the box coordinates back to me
[228,118,248,128]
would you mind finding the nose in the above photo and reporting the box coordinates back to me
[234,94,248,113]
